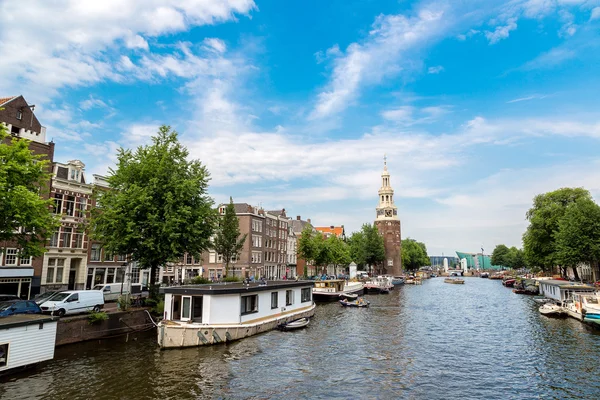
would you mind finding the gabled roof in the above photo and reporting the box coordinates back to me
[0,96,17,106]
[315,226,345,238]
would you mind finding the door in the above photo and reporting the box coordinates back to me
[181,296,192,322]
[68,270,76,290]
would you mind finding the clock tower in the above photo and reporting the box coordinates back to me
[374,155,402,276]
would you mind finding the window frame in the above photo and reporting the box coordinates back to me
[286,290,294,306]
[271,292,278,309]
[241,295,258,315]
[301,288,311,303]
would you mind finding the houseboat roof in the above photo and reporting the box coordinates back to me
[0,314,58,330]
[538,280,596,290]
[160,280,315,296]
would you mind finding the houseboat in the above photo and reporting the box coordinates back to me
[312,279,364,302]
[537,280,596,304]
[364,276,394,293]
[0,314,59,375]
[158,280,316,349]
[563,292,600,327]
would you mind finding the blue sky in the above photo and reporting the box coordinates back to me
[2,0,600,256]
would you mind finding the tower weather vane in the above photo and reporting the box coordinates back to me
[384,153,387,166]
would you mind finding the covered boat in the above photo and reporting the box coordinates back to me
[312,279,364,302]
[444,278,465,284]
[339,298,370,308]
[158,280,316,348]
[278,317,310,331]
[364,276,393,293]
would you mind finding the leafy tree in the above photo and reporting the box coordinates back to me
[401,238,429,271]
[555,197,600,282]
[0,123,59,257]
[491,244,511,267]
[298,224,317,275]
[90,126,217,292]
[523,187,591,279]
[327,234,352,275]
[212,197,247,277]
[508,247,527,270]
[363,224,385,273]
[348,231,367,268]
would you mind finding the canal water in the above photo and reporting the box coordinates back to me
[2,278,600,399]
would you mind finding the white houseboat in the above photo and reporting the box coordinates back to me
[537,280,596,304]
[0,314,58,375]
[312,279,364,302]
[537,280,599,326]
[158,280,316,349]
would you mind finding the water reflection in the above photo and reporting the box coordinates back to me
[1,278,599,399]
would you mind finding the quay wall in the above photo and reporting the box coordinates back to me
[56,309,156,346]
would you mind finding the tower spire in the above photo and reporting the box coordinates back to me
[383,153,387,170]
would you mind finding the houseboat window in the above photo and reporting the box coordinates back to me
[241,295,258,315]
[301,288,311,303]
[193,297,203,321]
[181,296,192,321]
[0,343,8,367]
[271,292,278,309]
[286,290,294,306]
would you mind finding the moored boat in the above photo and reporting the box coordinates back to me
[312,279,364,302]
[539,303,565,317]
[364,276,394,293]
[339,298,370,308]
[392,276,405,285]
[444,278,465,284]
[157,280,316,348]
[278,317,310,331]
[502,279,516,287]
[480,272,489,278]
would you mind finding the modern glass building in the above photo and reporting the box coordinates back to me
[455,251,502,270]
[429,256,459,268]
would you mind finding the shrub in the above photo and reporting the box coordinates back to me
[88,310,109,325]
[223,276,241,282]
[191,276,211,284]
[117,295,131,311]
[152,299,165,316]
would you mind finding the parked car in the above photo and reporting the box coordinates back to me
[92,283,130,301]
[33,290,61,305]
[39,290,104,317]
[0,294,20,302]
[0,300,42,317]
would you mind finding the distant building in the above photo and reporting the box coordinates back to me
[430,256,459,269]
[0,95,54,298]
[314,226,346,240]
[455,251,499,270]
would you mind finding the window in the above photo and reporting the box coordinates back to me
[16,110,22,120]
[91,244,101,261]
[76,197,86,218]
[271,292,278,309]
[4,249,17,266]
[116,254,127,262]
[64,195,75,216]
[53,194,63,214]
[301,288,311,303]
[20,254,32,266]
[61,227,72,248]
[68,293,79,302]
[107,268,115,283]
[241,295,258,315]
[104,250,113,262]
[217,254,223,263]
[46,265,54,283]
[73,232,83,249]
[286,290,294,306]
[209,252,216,263]
[0,343,9,367]
[186,254,193,264]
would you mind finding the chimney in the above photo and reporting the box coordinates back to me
[330,225,334,229]
[296,216,301,220]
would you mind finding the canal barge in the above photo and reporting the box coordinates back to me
[0,314,59,375]
[313,279,364,302]
[158,280,316,349]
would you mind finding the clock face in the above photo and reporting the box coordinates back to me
[385,209,393,217]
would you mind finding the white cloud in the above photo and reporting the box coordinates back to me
[428,65,445,74]
[485,18,517,44]
[592,7,600,20]
[0,1,256,99]
[310,6,447,119]
[506,94,548,103]
[203,38,227,53]
[520,46,577,70]
[381,105,450,125]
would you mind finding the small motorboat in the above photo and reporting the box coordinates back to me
[502,279,516,287]
[444,278,465,284]
[539,303,565,317]
[339,298,370,308]
[533,296,552,304]
[480,272,489,278]
[339,293,358,300]
[278,318,310,331]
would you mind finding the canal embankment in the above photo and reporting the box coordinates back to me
[56,308,157,346]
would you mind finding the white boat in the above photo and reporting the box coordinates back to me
[364,276,393,293]
[0,315,59,375]
[444,278,465,284]
[278,317,309,331]
[563,292,600,327]
[539,303,565,316]
[312,279,364,302]
[157,280,316,348]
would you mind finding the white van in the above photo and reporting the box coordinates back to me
[93,283,129,301]
[40,290,104,317]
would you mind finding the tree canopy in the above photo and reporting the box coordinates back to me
[523,187,592,279]
[491,244,527,270]
[90,126,217,284]
[297,225,352,276]
[401,238,429,271]
[0,123,59,257]
[212,197,247,277]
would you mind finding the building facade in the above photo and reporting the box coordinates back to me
[374,157,402,276]
[0,95,54,298]
[42,160,92,292]
[290,216,315,277]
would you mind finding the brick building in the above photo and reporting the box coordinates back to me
[265,209,289,279]
[290,216,315,277]
[0,95,54,298]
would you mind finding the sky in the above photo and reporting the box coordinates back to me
[1,0,600,257]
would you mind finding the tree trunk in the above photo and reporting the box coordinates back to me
[572,265,581,282]
[149,263,160,301]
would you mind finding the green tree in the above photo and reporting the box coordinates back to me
[212,197,247,277]
[0,123,59,257]
[348,231,367,268]
[298,224,317,275]
[523,187,591,279]
[401,238,429,271]
[90,126,217,292]
[327,234,352,276]
[555,197,600,282]
[491,244,511,267]
[363,224,385,273]
[508,247,527,270]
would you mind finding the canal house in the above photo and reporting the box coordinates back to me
[158,280,315,348]
[537,280,597,303]
[0,314,58,375]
